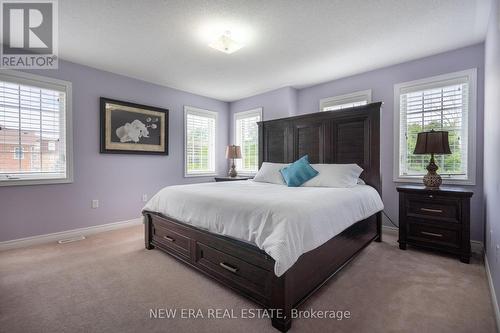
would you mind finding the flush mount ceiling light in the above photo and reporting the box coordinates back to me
[208,30,244,54]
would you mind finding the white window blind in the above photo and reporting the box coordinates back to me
[395,69,477,184]
[235,108,261,174]
[320,89,371,111]
[323,100,367,111]
[0,71,71,185]
[184,107,217,176]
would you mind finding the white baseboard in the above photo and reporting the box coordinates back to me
[485,255,500,332]
[0,217,143,251]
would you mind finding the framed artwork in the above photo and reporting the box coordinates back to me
[100,97,168,155]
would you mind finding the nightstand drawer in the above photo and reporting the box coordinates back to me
[407,222,459,248]
[407,195,459,222]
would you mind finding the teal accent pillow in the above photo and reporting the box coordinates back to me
[280,155,319,187]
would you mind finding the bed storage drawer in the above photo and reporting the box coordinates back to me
[195,242,272,300]
[151,217,192,259]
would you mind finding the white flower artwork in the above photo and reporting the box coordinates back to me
[115,119,149,143]
[102,98,167,155]
[115,117,159,143]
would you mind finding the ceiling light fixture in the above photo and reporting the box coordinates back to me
[208,30,244,54]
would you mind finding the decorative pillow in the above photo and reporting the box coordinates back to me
[302,164,363,188]
[280,155,319,187]
[253,162,288,185]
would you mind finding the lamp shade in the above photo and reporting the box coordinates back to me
[413,130,452,155]
[225,145,242,159]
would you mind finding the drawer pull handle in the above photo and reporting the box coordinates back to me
[421,231,443,238]
[163,235,175,242]
[219,262,239,273]
[420,208,443,213]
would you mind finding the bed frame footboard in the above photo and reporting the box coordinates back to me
[144,210,381,332]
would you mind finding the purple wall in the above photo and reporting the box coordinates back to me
[230,44,485,241]
[230,87,298,120]
[0,60,229,242]
[484,0,500,302]
[229,86,298,143]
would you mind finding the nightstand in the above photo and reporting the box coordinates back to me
[214,176,252,182]
[397,185,473,263]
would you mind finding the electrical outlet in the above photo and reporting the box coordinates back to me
[91,199,99,209]
[142,194,148,202]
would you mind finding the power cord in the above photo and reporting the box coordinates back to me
[382,210,399,229]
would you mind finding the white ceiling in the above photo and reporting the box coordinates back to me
[60,0,491,102]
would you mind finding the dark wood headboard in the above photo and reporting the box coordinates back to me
[257,102,381,194]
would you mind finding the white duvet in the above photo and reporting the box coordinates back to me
[143,180,384,276]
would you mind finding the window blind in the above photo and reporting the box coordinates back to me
[185,108,216,175]
[0,79,67,181]
[235,109,261,173]
[399,78,469,178]
[323,100,367,111]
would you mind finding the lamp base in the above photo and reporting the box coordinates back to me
[423,172,442,189]
[228,164,238,178]
[422,154,442,189]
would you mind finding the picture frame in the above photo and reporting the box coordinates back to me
[100,97,169,155]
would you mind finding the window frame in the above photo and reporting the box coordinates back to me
[184,106,218,177]
[234,107,262,176]
[393,68,477,185]
[0,70,73,187]
[319,89,372,111]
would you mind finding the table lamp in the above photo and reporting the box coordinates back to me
[413,130,452,188]
[226,145,242,177]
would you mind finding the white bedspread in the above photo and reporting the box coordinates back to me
[143,180,384,276]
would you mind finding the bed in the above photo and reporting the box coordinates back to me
[143,102,382,332]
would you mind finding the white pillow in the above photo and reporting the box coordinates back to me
[253,162,288,185]
[302,164,363,188]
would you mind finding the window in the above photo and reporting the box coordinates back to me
[234,108,262,174]
[30,146,40,170]
[13,147,24,160]
[394,69,477,184]
[319,89,372,111]
[184,106,217,176]
[0,70,72,186]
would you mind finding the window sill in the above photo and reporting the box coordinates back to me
[0,177,73,187]
[235,172,257,177]
[393,177,476,186]
[184,173,217,178]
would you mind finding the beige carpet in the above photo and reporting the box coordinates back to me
[0,226,496,333]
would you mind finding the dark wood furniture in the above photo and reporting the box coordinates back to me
[214,176,252,182]
[397,185,473,263]
[143,102,382,332]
